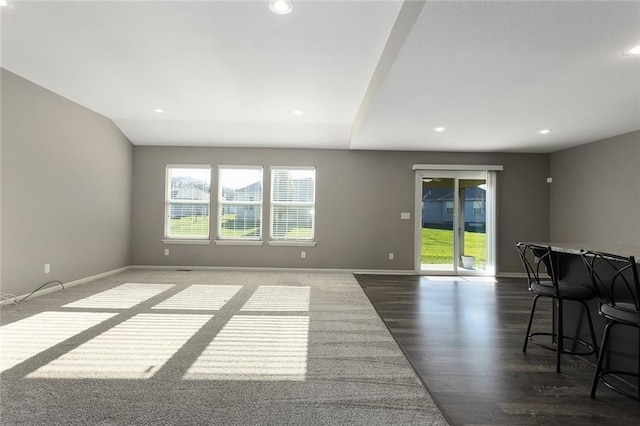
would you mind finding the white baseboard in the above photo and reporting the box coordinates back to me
[352,269,415,275]
[1,266,131,305]
[130,265,416,275]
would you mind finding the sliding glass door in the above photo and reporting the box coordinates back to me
[420,177,457,271]
[415,168,497,275]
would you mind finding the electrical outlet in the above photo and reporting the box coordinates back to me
[388,253,394,260]
[301,251,306,259]
[44,264,51,274]
[164,249,170,256]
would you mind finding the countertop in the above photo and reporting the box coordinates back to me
[524,242,640,261]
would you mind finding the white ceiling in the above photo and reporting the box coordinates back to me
[2,0,639,153]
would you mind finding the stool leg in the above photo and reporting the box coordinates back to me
[591,321,612,399]
[581,301,599,357]
[523,295,540,353]
[556,298,563,373]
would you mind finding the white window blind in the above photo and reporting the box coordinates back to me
[165,165,211,239]
[218,166,263,240]
[270,167,315,241]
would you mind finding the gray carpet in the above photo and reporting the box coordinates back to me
[1,270,448,425]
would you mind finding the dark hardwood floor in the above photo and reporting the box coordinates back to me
[355,274,640,425]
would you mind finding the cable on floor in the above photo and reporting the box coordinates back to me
[16,280,65,304]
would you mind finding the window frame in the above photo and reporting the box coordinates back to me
[269,166,316,243]
[217,165,264,242]
[164,164,212,242]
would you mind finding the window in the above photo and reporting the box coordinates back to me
[165,165,211,240]
[218,166,263,240]
[271,167,315,241]
[473,201,485,215]
[445,201,454,215]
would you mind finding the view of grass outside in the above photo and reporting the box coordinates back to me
[421,227,486,267]
[220,227,260,238]
[170,214,311,239]
[279,228,313,239]
[169,215,209,237]
[219,211,260,238]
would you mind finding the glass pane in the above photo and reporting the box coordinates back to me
[168,168,211,201]
[220,168,263,202]
[272,206,314,240]
[421,177,455,272]
[459,179,487,272]
[167,167,210,238]
[169,204,210,237]
[272,169,315,202]
[220,205,261,239]
[219,167,263,239]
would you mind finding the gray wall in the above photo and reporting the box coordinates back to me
[132,147,549,274]
[550,130,640,247]
[0,69,133,296]
[0,68,553,285]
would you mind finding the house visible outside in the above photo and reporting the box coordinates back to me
[222,181,262,227]
[225,177,314,226]
[421,185,488,269]
[167,172,211,238]
[170,184,210,218]
[422,186,486,232]
[272,176,314,229]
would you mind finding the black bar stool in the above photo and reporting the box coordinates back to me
[582,250,640,400]
[516,242,599,373]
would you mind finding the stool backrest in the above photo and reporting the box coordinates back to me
[516,242,557,288]
[581,251,640,313]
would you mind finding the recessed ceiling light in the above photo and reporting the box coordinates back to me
[269,0,294,15]
[433,127,446,132]
[0,0,8,7]
[291,110,304,116]
[154,108,164,114]
[539,129,552,135]
[622,43,640,56]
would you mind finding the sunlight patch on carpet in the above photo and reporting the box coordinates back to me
[151,284,242,310]
[0,311,116,372]
[27,313,211,379]
[240,286,310,311]
[184,315,309,381]
[62,283,174,309]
